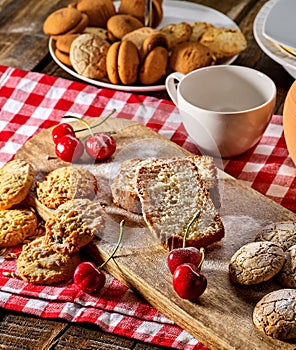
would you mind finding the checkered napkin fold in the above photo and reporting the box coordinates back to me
[0,65,294,350]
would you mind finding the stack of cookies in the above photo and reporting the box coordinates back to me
[43,0,247,86]
[0,159,37,249]
[0,159,107,286]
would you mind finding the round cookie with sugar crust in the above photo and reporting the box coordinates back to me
[277,245,296,288]
[0,209,37,248]
[17,236,81,285]
[70,33,110,79]
[0,159,34,210]
[254,221,296,251]
[252,289,296,340]
[229,241,285,285]
[45,198,106,255]
[43,7,82,36]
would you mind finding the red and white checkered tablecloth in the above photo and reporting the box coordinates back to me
[0,65,295,350]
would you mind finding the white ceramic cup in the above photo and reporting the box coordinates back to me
[165,65,277,158]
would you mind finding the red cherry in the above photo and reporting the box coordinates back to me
[52,123,75,145]
[73,262,106,294]
[73,220,125,294]
[85,133,116,160]
[167,247,202,274]
[55,134,84,162]
[173,263,207,300]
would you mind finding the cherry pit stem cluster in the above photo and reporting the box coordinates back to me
[52,109,117,162]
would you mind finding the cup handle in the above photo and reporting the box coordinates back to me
[165,72,185,106]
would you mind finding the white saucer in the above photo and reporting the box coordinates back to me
[49,0,240,92]
[253,0,296,79]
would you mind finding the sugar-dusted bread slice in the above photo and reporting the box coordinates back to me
[135,157,224,250]
[111,158,146,214]
[111,155,221,214]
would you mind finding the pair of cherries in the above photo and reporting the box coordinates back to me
[52,109,116,162]
[167,212,207,300]
[73,220,125,294]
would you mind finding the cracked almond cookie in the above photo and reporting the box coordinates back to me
[0,209,38,248]
[254,221,296,251]
[277,245,296,288]
[0,159,34,210]
[45,198,105,255]
[253,289,296,340]
[229,241,285,285]
[17,236,80,285]
[36,166,98,209]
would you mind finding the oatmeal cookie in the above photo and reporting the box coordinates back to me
[36,166,98,210]
[0,159,34,210]
[160,22,192,48]
[200,27,247,59]
[229,241,285,285]
[253,289,296,340]
[17,236,80,285]
[45,198,105,255]
[0,209,37,248]
[189,22,214,42]
[255,221,296,251]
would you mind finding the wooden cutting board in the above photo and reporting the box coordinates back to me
[16,118,296,350]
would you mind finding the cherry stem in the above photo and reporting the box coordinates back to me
[62,108,116,134]
[197,247,205,270]
[98,219,124,270]
[182,211,201,248]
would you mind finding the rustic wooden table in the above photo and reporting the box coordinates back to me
[0,0,294,349]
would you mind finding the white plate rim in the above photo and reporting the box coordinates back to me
[262,0,296,52]
[253,0,296,73]
[49,0,240,92]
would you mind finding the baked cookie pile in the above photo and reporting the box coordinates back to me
[229,221,296,340]
[0,159,37,249]
[0,159,106,286]
[43,0,247,85]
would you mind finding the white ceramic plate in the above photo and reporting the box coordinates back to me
[263,0,296,51]
[49,0,240,92]
[253,0,296,79]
